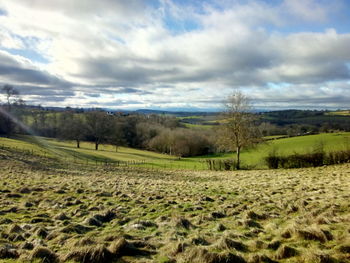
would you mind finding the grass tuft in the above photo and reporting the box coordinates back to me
[30,246,58,263]
[275,245,298,259]
[63,244,113,263]
[181,247,247,263]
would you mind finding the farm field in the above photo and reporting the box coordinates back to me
[192,132,350,169]
[0,132,349,170]
[0,148,349,262]
[325,111,350,116]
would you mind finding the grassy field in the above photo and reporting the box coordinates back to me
[325,110,350,116]
[0,148,349,262]
[240,132,350,168]
[0,135,207,170]
[193,132,350,169]
[0,132,349,170]
[182,123,214,129]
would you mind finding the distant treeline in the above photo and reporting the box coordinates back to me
[265,148,350,169]
[0,104,219,157]
[259,110,350,134]
[1,86,350,159]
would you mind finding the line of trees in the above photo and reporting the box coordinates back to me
[0,85,264,166]
[0,85,218,157]
[5,84,347,169]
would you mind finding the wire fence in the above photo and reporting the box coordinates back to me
[0,143,210,171]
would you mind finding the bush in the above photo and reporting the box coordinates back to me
[325,149,350,165]
[265,149,350,169]
[148,128,215,157]
[206,159,236,171]
[265,148,279,169]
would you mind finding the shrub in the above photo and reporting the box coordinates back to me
[206,159,236,171]
[265,149,350,169]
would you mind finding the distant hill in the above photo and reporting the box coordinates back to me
[135,109,218,117]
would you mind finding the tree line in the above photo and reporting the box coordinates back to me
[0,85,221,157]
[2,84,349,169]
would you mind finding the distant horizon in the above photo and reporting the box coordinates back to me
[14,103,350,113]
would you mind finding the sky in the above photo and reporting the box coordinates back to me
[0,0,349,111]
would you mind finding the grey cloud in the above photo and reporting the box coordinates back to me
[6,0,146,19]
[246,82,350,109]
[84,93,100,98]
[0,51,75,103]
[13,85,74,97]
[1,0,349,110]
[87,99,143,107]
[0,8,7,16]
[77,85,153,96]
[73,56,183,86]
[26,95,69,103]
[73,29,349,90]
[0,51,72,88]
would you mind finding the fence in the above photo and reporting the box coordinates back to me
[0,143,209,171]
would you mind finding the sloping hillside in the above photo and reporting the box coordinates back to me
[0,148,349,262]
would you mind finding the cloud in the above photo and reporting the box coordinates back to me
[0,0,349,109]
[282,0,331,23]
[0,51,70,86]
[0,29,24,49]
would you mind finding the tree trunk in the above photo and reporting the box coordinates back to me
[76,139,80,148]
[95,142,99,151]
[115,145,118,152]
[236,146,241,170]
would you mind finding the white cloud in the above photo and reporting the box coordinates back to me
[0,0,349,109]
[282,0,331,23]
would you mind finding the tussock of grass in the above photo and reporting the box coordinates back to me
[62,244,113,263]
[275,245,298,259]
[215,237,248,252]
[301,249,336,263]
[248,253,278,263]
[180,247,247,263]
[73,237,96,247]
[30,246,58,263]
[0,245,19,259]
[107,238,129,256]
[296,226,331,243]
[173,217,194,230]
[0,148,349,262]
[336,243,350,254]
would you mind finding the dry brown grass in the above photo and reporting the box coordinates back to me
[0,148,349,262]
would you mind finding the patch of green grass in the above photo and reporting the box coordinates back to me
[193,132,350,169]
[325,110,350,116]
[183,123,214,129]
[263,135,287,140]
[1,132,349,170]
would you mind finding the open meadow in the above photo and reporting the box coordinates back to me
[0,132,349,170]
[0,146,349,262]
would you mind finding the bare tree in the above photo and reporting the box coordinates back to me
[85,111,113,150]
[1,84,20,135]
[109,118,127,152]
[2,84,19,110]
[59,112,87,148]
[219,90,261,169]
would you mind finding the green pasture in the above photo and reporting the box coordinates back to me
[0,135,206,170]
[325,110,350,116]
[190,132,350,169]
[0,132,349,170]
[241,132,350,168]
[183,123,214,129]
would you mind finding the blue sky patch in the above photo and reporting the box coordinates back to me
[3,48,49,64]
